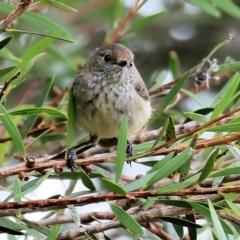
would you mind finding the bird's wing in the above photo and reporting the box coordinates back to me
[133,68,149,101]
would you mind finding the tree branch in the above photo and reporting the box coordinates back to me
[0,0,33,34]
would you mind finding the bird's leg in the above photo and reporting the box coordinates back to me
[126,140,134,166]
[66,135,98,172]
[126,140,134,156]
[99,138,134,165]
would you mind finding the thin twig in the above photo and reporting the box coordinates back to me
[0,0,33,34]
[105,0,142,44]
[0,186,240,211]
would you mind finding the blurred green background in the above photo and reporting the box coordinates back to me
[1,0,240,109]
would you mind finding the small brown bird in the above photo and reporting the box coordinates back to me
[67,43,151,171]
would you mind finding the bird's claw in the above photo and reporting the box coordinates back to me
[126,141,134,166]
[66,149,79,172]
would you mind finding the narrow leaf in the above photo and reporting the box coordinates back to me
[0,104,25,160]
[211,73,239,119]
[206,123,240,132]
[0,36,12,50]
[158,216,201,228]
[101,178,127,196]
[165,116,176,141]
[45,0,78,13]
[208,199,227,240]
[67,205,81,227]
[80,169,96,191]
[110,204,143,235]
[198,149,219,183]
[179,135,198,182]
[144,148,193,190]
[185,0,221,18]
[127,12,166,33]
[183,107,213,124]
[211,0,240,20]
[115,117,128,184]
[148,71,190,126]
[8,107,67,118]
[151,118,169,149]
[168,51,180,79]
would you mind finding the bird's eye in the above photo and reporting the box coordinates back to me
[104,54,111,62]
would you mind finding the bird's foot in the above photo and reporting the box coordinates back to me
[126,140,134,166]
[66,148,79,172]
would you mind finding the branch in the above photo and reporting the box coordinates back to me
[1,186,240,211]
[0,0,33,34]
[105,0,142,44]
[35,194,222,240]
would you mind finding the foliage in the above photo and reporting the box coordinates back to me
[1,0,240,239]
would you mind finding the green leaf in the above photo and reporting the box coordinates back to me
[7,76,54,159]
[101,178,127,196]
[148,71,190,126]
[0,104,26,160]
[208,199,227,240]
[148,152,175,174]
[0,66,16,76]
[156,173,200,193]
[46,224,61,240]
[105,0,123,39]
[211,0,240,20]
[7,29,75,43]
[151,118,169,149]
[211,73,239,119]
[67,204,81,227]
[219,62,240,73]
[181,89,207,108]
[127,12,166,33]
[14,177,21,217]
[66,87,76,151]
[183,107,213,124]
[165,116,176,140]
[185,0,221,18]
[148,70,168,91]
[110,204,143,235]
[44,0,78,13]
[0,3,73,41]
[184,112,210,123]
[22,219,50,236]
[226,200,240,218]
[189,201,232,234]
[115,117,128,184]
[198,149,219,183]
[158,216,202,228]
[168,51,180,79]
[179,135,198,182]
[173,223,184,239]
[185,214,197,240]
[8,107,67,118]
[4,178,39,202]
[0,36,13,50]
[14,171,52,199]
[39,133,66,142]
[205,123,240,132]
[210,167,240,178]
[210,72,239,109]
[144,148,193,190]
[124,171,157,192]
[80,169,96,191]
[1,53,46,103]
[93,165,116,182]
[0,217,27,234]
[0,225,24,235]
